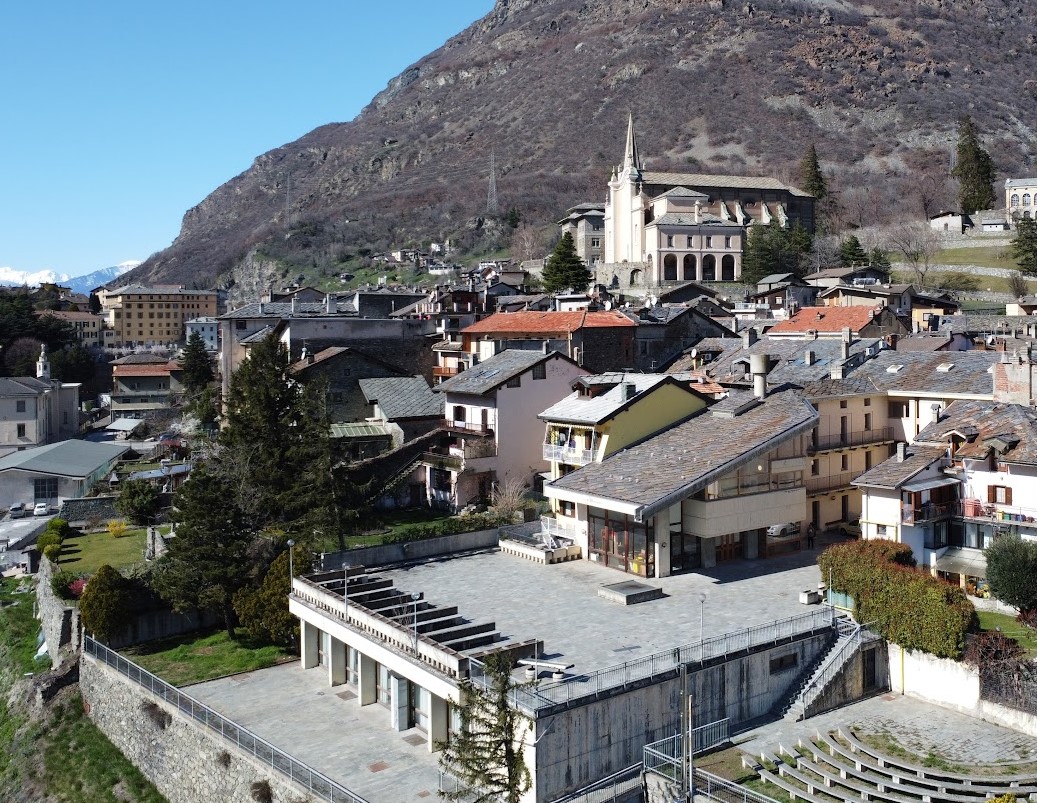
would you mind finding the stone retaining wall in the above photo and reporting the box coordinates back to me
[318,527,499,570]
[36,557,80,663]
[80,655,308,803]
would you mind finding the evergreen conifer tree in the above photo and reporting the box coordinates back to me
[542,232,592,292]
[951,116,996,213]
[438,652,533,803]
[838,236,869,267]
[799,144,827,199]
[79,564,132,643]
[180,329,214,396]
[1011,218,1037,277]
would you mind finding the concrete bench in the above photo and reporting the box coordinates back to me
[741,753,837,803]
[839,728,1037,794]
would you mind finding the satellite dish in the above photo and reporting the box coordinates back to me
[690,348,698,358]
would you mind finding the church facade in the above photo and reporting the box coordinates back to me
[590,117,816,291]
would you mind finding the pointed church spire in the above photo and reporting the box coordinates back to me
[623,113,640,172]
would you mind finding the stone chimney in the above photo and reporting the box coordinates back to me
[896,442,907,462]
[750,353,768,399]
[804,350,815,366]
[325,294,336,314]
[742,327,758,349]
[291,296,300,314]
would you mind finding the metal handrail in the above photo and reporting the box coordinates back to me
[809,426,893,452]
[547,763,643,803]
[798,623,864,711]
[82,636,370,803]
[470,607,836,713]
[694,768,783,803]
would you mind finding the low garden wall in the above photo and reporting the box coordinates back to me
[36,557,80,662]
[887,642,1037,736]
[319,527,500,570]
[80,654,305,803]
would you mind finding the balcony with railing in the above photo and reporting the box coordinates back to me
[805,471,856,495]
[808,427,894,453]
[960,498,1037,529]
[440,419,493,435]
[432,365,460,378]
[542,443,596,466]
[902,501,959,525]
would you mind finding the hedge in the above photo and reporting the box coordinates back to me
[380,513,503,545]
[818,539,976,659]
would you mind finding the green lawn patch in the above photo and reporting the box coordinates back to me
[318,508,457,551]
[54,528,150,574]
[0,577,50,677]
[934,246,1020,272]
[123,629,294,687]
[978,610,1037,658]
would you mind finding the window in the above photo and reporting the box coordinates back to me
[506,375,521,388]
[532,363,546,380]
[989,485,1012,505]
[15,400,25,413]
[841,454,849,471]
[864,397,871,407]
[888,401,907,418]
[877,524,887,536]
[705,235,713,248]
[236,321,246,330]
[724,236,732,249]
[811,460,820,476]
[769,653,798,674]
[865,451,873,470]
[452,405,466,423]
[559,500,575,517]
[839,400,847,409]
[34,477,58,500]
[138,312,143,319]
[686,236,693,248]
[591,237,600,248]
[864,412,872,430]
[666,235,674,247]
[1025,194,1033,207]
[1012,194,1021,207]
[16,424,26,438]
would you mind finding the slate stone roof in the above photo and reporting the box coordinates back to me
[434,350,569,396]
[641,171,811,197]
[851,445,946,489]
[858,350,997,396]
[359,376,442,420]
[654,186,710,199]
[548,389,817,519]
[703,337,882,387]
[941,315,1037,335]
[538,374,690,425]
[891,334,955,352]
[220,301,357,319]
[0,377,49,396]
[110,353,168,365]
[651,212,741,227]
[914,400,1037,466]
[109,284,214,296]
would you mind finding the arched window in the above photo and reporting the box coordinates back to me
[702,255,716,281]
[1024,194,1032,207]
[630,269,642,286]
[1011,194,1021,207]
[721,254,736,281]
[683,254,697,281]
[663,254,678,281]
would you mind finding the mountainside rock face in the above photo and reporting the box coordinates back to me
[129,0,1037,291]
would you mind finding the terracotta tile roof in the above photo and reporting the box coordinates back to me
[37,310,101,322]
[462,310,636,335]
[768,306,883,335]
[112,361,180,377]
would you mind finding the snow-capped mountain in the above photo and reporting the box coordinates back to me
[0,261,139,294]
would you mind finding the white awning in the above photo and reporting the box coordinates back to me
[902,476,960,493]
[106,417,144,433]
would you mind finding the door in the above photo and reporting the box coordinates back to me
[863,648,877,690]
[715,533,741,563]
[811,500,820,528]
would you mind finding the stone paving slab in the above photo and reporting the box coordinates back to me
[737,693,1037,768]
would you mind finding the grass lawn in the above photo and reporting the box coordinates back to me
[54,528,150,574]
[317,508,455,551]
[123,629,295,687]
[934,246,1020,272]
[977,609,1037,657]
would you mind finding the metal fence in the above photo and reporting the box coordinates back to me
[643,719,731,779]
[693,768,782,803]
[82,636,370,803]
[980,662,1037,716]
[548,763,643,803]
[471,607,836,713]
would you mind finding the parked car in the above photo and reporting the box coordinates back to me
[765,522,801,537]
[834,518,861,538]
[8,502,26,519]
[33,502,50,517]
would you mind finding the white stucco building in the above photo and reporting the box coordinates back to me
[1007,177,1037,223]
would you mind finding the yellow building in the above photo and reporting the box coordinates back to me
[100,284,217,347]
[37,310,104,346]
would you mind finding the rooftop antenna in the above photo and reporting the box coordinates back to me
[487,149,498,217]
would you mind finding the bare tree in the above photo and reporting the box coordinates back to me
[489,478,528,523]
[1008,271,1031,299]
[887,222,942,289]
[510,224,548,263]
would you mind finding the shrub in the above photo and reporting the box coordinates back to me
[1018,608,1037,629]
[42,543,62,563]
[985,535,1037,612]
[36,532,62,552]
[50,569,88,601]
[142,700,171,729]
[380,513,502,545]
[963,631,1024,668]
[46,518,72,540]
[107,519,129,538]
[79,564,132,642]
[818,539,975,658]
[251,780,273,803]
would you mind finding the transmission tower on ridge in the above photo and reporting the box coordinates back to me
[486,150,498,216]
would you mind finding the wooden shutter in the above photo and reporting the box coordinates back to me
[988,485,996,503]
[1006,487,1013,506]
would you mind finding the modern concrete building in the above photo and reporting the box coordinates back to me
[100,284,218,347]
[0,439,129,508]
[185,316,220,351]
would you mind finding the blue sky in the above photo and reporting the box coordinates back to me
[0,1,494,280]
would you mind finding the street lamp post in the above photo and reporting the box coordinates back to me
[287,539,295,582]
[411,592,421,653]
[699,592,706,642]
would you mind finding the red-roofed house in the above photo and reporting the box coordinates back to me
[767,306,909,340]
[457,310,638,373]
[111,361,183,414]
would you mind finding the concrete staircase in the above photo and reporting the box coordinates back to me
[780,615,862,721]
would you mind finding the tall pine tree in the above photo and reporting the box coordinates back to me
[838,236,869,267]
[438,652,533,803]
[542,232,592,292]
[180,329,215,396]
[1011,218,1037,277]
[951,116,996,213]
[799,144,827,199]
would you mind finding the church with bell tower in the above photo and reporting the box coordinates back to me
[583,115,817,292]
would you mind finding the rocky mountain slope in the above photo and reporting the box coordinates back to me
[127,0,1037,293]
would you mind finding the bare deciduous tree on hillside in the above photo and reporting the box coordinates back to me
[511,224,548,263]
[888,222,942,288]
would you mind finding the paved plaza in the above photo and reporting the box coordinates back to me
[186,540,1037,802]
